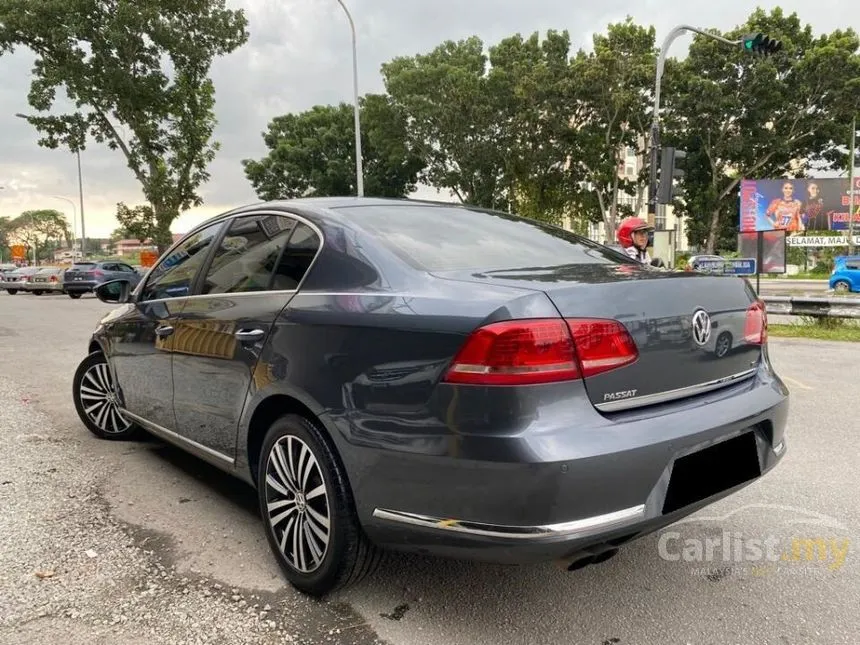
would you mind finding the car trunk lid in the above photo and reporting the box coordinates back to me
[65,263,99,281]
[432,264,764,412]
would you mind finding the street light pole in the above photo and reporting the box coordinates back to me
[76,149,87,258]
[48,194,78,258]
[849,115,856,255]
[649,25,746,226]
[15,112,88,256]
[335,0,364,197]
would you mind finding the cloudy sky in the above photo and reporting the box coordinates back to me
[0,0,855,239]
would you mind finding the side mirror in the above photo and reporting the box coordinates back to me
[94,279,132,304]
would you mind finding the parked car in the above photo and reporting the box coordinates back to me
[1,266,40,294]
[829,255,860,293]
[73,197,788,597]
[22,266,67,295]
[63,260,142,299]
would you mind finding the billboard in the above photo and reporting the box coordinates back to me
[738,230,787,274]
[740,177,860,238]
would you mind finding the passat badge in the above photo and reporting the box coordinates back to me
[604,389,637,401]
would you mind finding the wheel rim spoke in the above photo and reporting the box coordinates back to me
[264,434,331,573]
[79,363,131,434]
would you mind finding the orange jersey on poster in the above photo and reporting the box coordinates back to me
[766,198,803,232]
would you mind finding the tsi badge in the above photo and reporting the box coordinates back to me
[604,389,638,402]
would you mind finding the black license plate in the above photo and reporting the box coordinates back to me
[662,430,761,514]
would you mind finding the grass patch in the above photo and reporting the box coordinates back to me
[769,317,860,342]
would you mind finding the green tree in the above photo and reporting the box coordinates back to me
[242,94,424,199]
[567,18,657,241]
[382,36,509,208]
[664,8,860,252]
[485,30,577,224]
[116,202,157,244]
[0,0,249,253]
[10,209,70,263]
[0,216,13,260]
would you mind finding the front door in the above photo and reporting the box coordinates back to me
[171,213,322,460]
[109,221,226,431]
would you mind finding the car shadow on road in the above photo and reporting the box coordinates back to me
[132,432,261,520]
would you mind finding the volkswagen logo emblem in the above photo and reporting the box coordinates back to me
[692,309,712,346]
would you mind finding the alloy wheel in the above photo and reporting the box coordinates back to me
[78,362,132,434]
[264,435,331,573]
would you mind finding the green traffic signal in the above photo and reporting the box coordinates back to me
[741,32,782,56]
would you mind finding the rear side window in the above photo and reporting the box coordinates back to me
[845,262,860,271]
[336,204,626,271]
[200,214,298,294]
[270,222,321,290]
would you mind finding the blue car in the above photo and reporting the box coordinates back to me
[829,255,860,293]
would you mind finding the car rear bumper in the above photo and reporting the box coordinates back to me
[342,357,789,565]
[63,280,97,292]
[26,282,65,291]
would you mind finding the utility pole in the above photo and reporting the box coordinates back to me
[849,115,856,255]
[649,27,782,226]
[335,0,364,197]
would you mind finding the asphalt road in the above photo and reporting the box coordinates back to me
[1,291,857,645]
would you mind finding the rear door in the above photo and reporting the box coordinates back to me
[170,212,322,459]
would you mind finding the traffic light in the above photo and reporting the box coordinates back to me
[741,33,783,56]
[657,146,686,204]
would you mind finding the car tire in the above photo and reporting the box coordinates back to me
[33,290,43,296]
[833,280,851,293]
[257,414,382,597]
[72,352,138,440]
[68,292,82,299]
[714,331,732,358]
[7,289,17,295]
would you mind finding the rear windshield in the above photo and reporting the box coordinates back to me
[335,204,628,271]
[71,262,97,270]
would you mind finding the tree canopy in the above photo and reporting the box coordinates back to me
[664,7,860,251]
[242,94,424,200]
[0,0,249,252]
[250,10,858,253]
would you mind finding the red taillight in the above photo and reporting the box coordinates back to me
[50,275,57,282]
[744,301,767,344]
[93,269,104,278]
[567,319,639,377]
[442,318,638,386]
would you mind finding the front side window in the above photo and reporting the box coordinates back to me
[140,222,225,302]
[200,214,298,294]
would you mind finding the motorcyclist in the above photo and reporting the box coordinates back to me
[616,217,657,265]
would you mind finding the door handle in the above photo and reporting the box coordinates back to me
[234,328,265,342]
[155,325,174,338]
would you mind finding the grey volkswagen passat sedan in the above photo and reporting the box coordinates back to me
[72,197,789,597]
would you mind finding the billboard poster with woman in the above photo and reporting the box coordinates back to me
[739,177,860,241]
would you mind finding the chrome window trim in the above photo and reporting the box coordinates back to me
[594,368,758,413]
[372,504,646,540]
[134,209,325,305]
